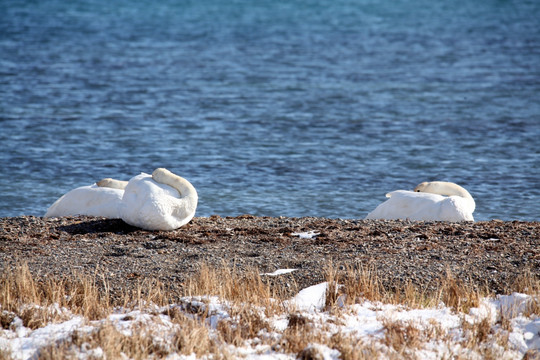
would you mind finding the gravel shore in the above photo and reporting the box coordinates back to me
[1,215,538,302]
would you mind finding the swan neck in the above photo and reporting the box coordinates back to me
[435,182,473,200]
[152,168,197,199]
[97,178,128,190]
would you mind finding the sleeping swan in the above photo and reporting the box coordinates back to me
[44,183,124,219]
[365,181,475,222]
[44,168,198,231]
[119,168,198,231]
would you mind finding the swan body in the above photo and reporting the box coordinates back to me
[120,169,198,231]
[44,185,124,219]
[365,181,475,222]
[44,168,198,230]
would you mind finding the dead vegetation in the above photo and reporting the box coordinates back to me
[2,216,538,302]
[0,259,538,359]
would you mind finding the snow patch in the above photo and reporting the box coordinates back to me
[261,269,297,276]
[291,230,320,239]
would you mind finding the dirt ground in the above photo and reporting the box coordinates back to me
[1,215,538,303]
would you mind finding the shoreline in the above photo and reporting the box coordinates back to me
[1,215,538,302]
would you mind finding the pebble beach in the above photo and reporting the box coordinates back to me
[1,215,538,302]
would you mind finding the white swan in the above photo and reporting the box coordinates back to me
[44,168,198,231]
[44,184,124,219]
[365,181,475,222]
[119,168,198,231]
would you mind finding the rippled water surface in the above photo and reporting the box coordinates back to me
[1,0,539,221]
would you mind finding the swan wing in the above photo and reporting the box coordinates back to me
[366,190,474,221]
[439,196,475,222]
[365,190,445,221]
[44,185,123,218]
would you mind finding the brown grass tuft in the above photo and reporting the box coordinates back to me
[324,261,341,311]
[217,305,271,346]
[523,350,540,360]
[340,264,385,305]
[524,297,540,318]
[329,333,380,360]
[381,318,423,352]
[171,314,217,357]
[471,317,491,344]
[0,263,40,311]
[184,262,288,316]
[508,269,540,295]
[37,321,173,360]
[288,312,309,328]
[271,312,331,355]
[334,264,440,311]
[0,311,16,330]
[0,262,114,320]
[438,271,482,313]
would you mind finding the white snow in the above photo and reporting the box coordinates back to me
[1,285,538,360]
[0,317,85,360]
[287,282,328,311]
[291,230,320,239]
[261,269,297,276]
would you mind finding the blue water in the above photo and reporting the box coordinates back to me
[1,0,539,221]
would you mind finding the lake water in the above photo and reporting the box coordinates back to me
[1,0,539,221]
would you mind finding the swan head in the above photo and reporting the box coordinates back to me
[413,182,434,193]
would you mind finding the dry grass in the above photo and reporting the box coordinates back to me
[381,319,423,352]
[509,269,540,294]
[38,321,172,360]
[512,269,540,319]
[0,263,112,328]
[172,315,219,357]
[437,271,484,313]
[328,333,381,360]
[457,316,520,360]
[185,262,291,316]
[1,260,538,359]
[327,263,489,313]
[217,306,271,346]
[277,313,333,356]
[332,263,433,310]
